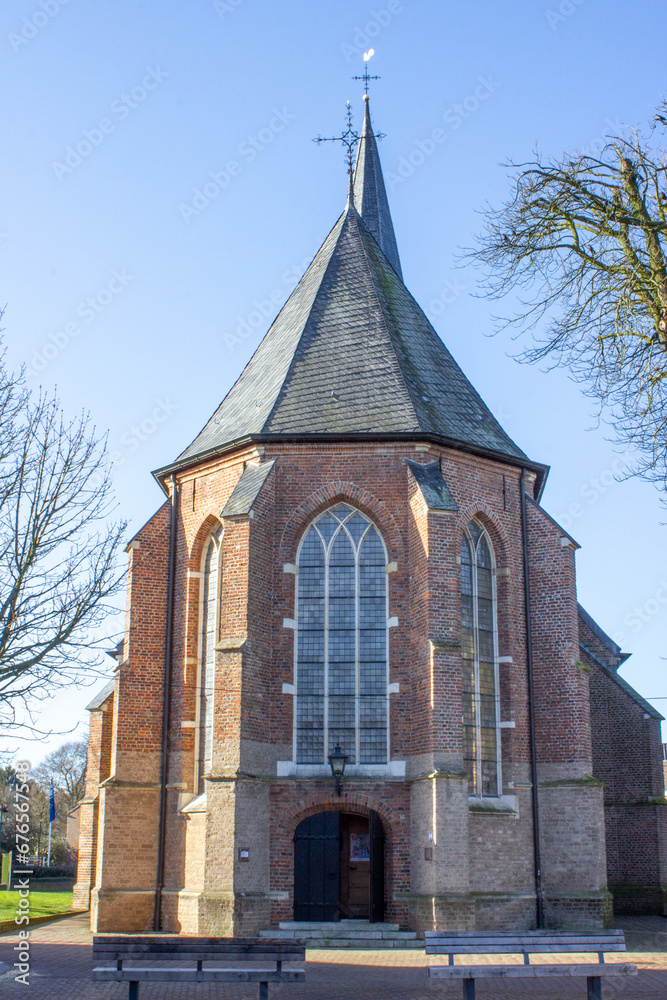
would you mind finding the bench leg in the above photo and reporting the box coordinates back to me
[259,982,268,1000]
[462,979,475,1000]
[587,976,602,1000]
[128,982,139,1000]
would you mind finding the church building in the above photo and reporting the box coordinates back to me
[74,91,666,937]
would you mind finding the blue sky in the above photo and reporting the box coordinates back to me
[1,0,666,760]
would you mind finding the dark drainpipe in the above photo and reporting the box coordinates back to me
[153,474,179,931]
[519,467,545,929]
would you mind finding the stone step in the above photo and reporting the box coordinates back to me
[259,921,420,948]
[260,929,417,941]
[263,935,424,950]
[278,920,400,931]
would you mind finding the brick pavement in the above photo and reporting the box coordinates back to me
[0,913,665,999]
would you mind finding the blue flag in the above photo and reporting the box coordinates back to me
[49,780,56,824]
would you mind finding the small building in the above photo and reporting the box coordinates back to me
[74,93,666,935]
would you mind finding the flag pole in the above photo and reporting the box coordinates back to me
[47,779,55,867]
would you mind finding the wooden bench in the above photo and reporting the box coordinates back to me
[425,930,637,999]
[92,935,306,1000]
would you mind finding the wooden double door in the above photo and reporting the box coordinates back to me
[293,810,385,922]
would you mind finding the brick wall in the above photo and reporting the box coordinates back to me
[73,687,114,910]
[87,438,618,933]
[585,623,667,915]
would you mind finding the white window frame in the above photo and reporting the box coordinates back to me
[194,524,222,789]
[462,519,502,799]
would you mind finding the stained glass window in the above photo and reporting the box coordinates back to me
[199,526,222,786]
[295,504,388,765]
[461,520,500,796]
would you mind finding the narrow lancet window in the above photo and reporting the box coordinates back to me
[199,525,222,786]
[461,519,500,796]
[295,504,388,766]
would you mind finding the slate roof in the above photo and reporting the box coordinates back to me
[578,604,627,668]
[578,606,663,720]
[86,679,115,712]
[221,460,275,517]
[405,459,458,511]
[167,97,535,477]
[353,95,402,279]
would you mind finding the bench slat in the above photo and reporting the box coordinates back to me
[92,968,305,984]
[425,935,623,946]
[93,939,303,950]
[425,935,623,943]
[426,943,626,954]
[428,964,637,979]
[424,931,624,938]
[93,936,286,943]
[93,949,305,962]
[426,935,624,944]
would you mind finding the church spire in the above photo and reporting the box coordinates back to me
[352,94,403,279]
[163,72,538,484]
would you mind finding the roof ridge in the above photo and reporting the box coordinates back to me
[355,213,527,457]
[330,209,420,428]
[356,213,430,427]
[260,205,421,436]
[352,95,403,279]
[174,212,347,463]
[259,209,376,432]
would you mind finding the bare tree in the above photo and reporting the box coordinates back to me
[0,767,47,854]
[32,740,87,812]
[0,330,126,723]
[467,102,667,487]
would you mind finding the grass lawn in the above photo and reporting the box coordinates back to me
[0,891,73,920]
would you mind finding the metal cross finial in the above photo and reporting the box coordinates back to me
[313,100,360,179]
[353,49,380,97]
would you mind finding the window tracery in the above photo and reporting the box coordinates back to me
[295,504,388,766]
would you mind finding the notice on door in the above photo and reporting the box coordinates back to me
[349,833,370,861]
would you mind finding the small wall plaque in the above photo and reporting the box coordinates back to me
[238,848,250,862]
[424,847,433,861]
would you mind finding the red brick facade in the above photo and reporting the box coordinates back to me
[73,435,667,935]
[582,615,667,914]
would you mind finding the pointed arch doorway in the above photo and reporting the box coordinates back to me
[293,810,385,922]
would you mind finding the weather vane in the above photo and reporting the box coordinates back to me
[353,48,380,96]
[313,100,360,178]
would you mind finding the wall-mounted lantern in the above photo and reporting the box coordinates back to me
[328,744,349,796]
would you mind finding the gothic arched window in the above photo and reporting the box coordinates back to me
[460,519,501,796]
[198,525,222,785]
[295,504,388,766]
